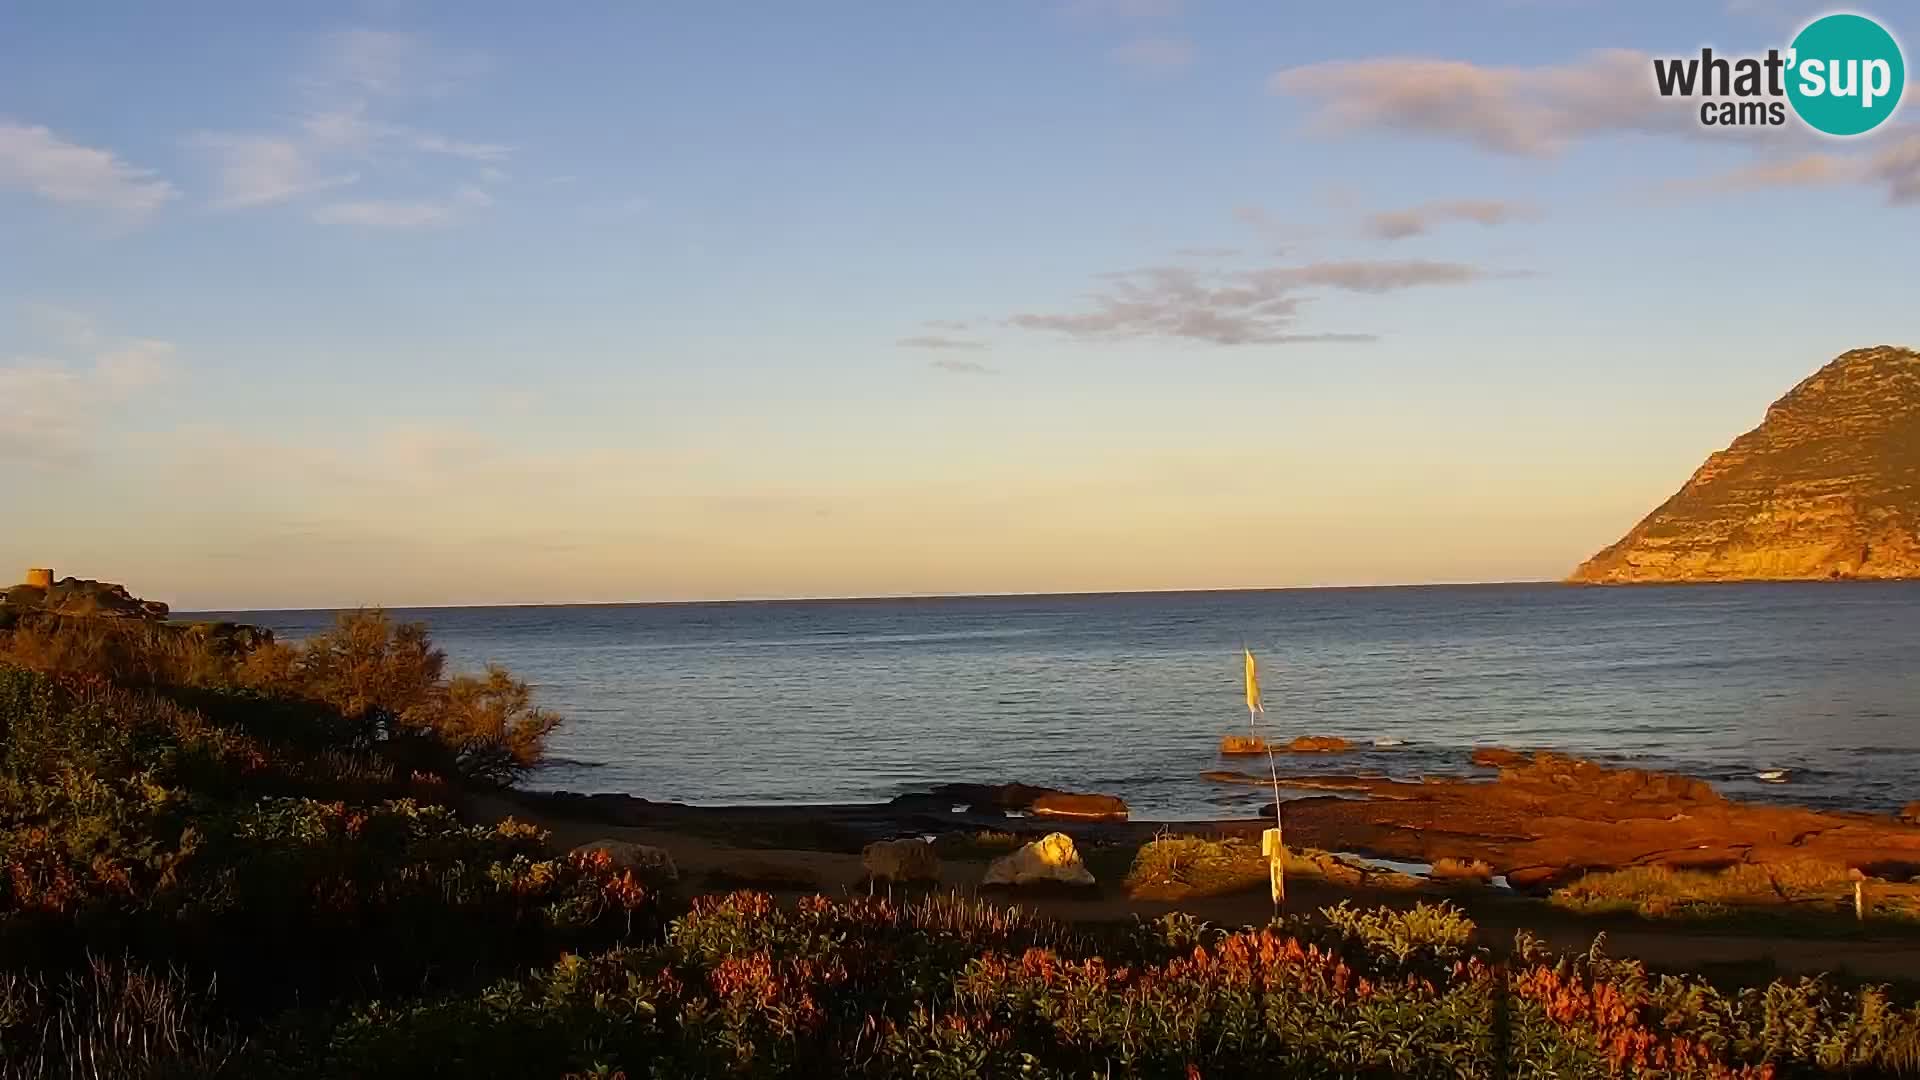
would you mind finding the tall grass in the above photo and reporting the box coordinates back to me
[0,959,244,1080]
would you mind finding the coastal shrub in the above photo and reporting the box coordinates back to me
[267,894,1504,1078]
[1124,834,1441,901]
[1320,899,1476,967]
[1124,833,1268,900]
[430,665,563,787]
[4,795,663,1015]
[929,829,1023,859]
[258,611,560,788]
[1550,862,1920,925]
[0,615,264,692]
[263,895,1920,1079]
[0,665,651,1021]
[1,601,563,789]
[1508,933,1920,1077]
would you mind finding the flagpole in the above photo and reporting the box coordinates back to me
[1264,717,1285,908]
[1246,646,1284,909]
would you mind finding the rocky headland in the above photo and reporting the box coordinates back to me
[0,573,172,622]
[1571,345,1920,583]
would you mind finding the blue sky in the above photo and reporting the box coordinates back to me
[3,1,1916,609]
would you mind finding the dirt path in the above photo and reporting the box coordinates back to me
[471,793,1920,982]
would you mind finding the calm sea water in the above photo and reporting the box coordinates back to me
[189,583,1920,820]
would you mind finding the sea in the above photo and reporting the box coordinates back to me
[188,582,1920,820]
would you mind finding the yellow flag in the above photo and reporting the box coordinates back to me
[1244,648,1262,713]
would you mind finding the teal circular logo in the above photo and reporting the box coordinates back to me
[1787,13,1904,136]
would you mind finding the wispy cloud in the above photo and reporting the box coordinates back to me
[1274,46,1909,207]
[192,132,359,208]
[898,334,990,351]
[192,30,508,215]
[1004,259,1484,346]
[1172,246,1243,258]
[316,29,489,99]
[898,334,989,351]
[1666,153,1852,195]
[1110,36,1194,73]
[312,184,492,227]
[0,121,177,216]
[1661,130,1920,204]
[1366,198,1539,240]
[1,309,179,466]
[1270,50,1688,157]
[411,132,512,162]
[1066,0,1181,17]
[929,357,999,375]
[921,319,972,331]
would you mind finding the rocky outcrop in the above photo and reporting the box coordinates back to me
[862,838,941,884]
[1031,792,1128,822]
[900,782,1128,823]
[1285,736,1352,753]
[1220,735,1354,755]
[1501,752,1722,806]
[1571,346,1920,583]
[982,832,1095,887]
[1901,801,1920,825]
[1471,747,1530,769]
[570,839,679,886]
[0,576,170,622]
[1257,753,1920,892]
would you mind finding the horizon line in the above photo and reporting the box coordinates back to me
[179,577,1595,614]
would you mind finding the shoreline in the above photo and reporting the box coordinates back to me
[488,748,1920,900]
[468,752,1920,981]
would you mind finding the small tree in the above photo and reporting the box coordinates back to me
[293,610,446,743]
[434,666,562,788]
[287,611,559,787]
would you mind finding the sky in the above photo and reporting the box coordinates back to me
[3,1,1917,610]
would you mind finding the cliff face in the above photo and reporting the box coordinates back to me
[1570,345,1920,584]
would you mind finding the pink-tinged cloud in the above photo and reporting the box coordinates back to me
[1367,198,1540,240]
[1004,258,1486,345]
[1270,50,1690,157]
[1664,129,1920,205]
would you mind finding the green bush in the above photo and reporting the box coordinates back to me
[1,604,562,789]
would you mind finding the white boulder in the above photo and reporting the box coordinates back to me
[982,831,1095,887]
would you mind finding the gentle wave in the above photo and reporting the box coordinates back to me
[210,582,1920,818]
